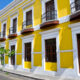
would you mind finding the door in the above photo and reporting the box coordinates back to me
[45,38,57,62]
[13,18,17,33]
[45,0,55,20]
[77,34,80,73]
[11,45,15,65]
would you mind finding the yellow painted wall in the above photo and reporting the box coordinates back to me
[60,52,74,68]
[45,62,57,71]
[24,61,31,69]
[33,54,42,67]
[57,0,71,18]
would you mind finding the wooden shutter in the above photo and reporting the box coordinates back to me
[26,10,32,26]
[45,0,55,20]
[24,42,31,61]
[13,18,17,33]
[3,24,6,37]
[45,38,57,62]
[11,45,15,65]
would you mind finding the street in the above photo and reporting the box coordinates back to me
[0,71,42,80]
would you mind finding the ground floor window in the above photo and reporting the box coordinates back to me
[45,38,57,62]
[11,45,15,65]
[24,42,31,61]
[77,34,80,73]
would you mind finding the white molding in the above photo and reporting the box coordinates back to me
[21,34,34,70]
[10,11,19,17]
[32,52,42,54]
[59,15,70,24]
[0,17,7,22]
[40,28,60,35]
[40,28,60,73]
[33,25,40,31]
[22,0,35,10]
[60,50,73,53]
[69,22,80,77]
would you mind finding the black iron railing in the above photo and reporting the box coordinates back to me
[0,32,6,38]
[22,20,32,29]
[42,10,57,23]
[9,27,17,34]
[71,1,80,13]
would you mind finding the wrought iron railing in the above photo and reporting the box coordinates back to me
[71,1,80,13]
[9,27,17,34]
[22,20,32,29]
[42,10,57,23]
[0,32,6,38]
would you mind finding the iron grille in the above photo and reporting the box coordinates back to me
[9,27,17,34]
[0,31,6,38]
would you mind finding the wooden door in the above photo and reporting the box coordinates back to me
[24,42,31,62]
[13,18,17,33]
[45,38,57,62]
[77,34,80,73]
[45,0,55,20]
[11,45,15,65]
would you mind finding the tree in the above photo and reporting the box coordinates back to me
[0,47,15,65]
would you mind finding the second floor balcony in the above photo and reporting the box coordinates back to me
[0,32,6,41]
[70,0,80,20]
[8,27,17,38]
[40,10,59,29]
[21,20,34,34]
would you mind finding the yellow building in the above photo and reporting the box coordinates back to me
[0,0,80,78]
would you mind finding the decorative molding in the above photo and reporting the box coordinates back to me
[9,39,17,44]
[60,50,73,53]
[32,52,42,54]
[59,15,70,24]
[40,28,60,35]
[10,11,19,17]
[22,0,35,10]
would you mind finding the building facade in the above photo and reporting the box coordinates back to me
[0,0,80,79]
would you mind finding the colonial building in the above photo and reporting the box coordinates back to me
[0,0,80,79]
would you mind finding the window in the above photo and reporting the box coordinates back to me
[75,0,80,11]
[11,45,15,65]
[45,38,57,62]
[3,23,6,37]
[26,10,32,26]
[13,18,17,33]
[24,42,31,61]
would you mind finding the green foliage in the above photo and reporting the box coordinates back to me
[0,46,15,65]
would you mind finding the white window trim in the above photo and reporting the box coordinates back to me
[40,28,60,74]
[21,35,34,71]
[9,39,17,69]
[10,15,18,34]
[41,0,58,22]
[69,22,80,76]
[1,21,7,38]
[23,7,34,28]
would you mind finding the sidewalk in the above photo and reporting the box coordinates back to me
[0,68,79,80]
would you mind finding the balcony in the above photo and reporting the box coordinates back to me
[40,10,59,29]
[8,27,17,38]
[0,32,6,41]
[21,20,34,34]
[70,1,80,20]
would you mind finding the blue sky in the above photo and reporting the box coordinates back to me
[0,0,13,10]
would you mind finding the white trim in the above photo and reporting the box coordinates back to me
[1,21,7,38]
[40,28,60,73]
[60,50,73,53]
[10,15,18,34]
[21,35,34,70]
[10,11,19,17]
[9,39,17,69]
[23,7,34,28]
[69,22,80,77]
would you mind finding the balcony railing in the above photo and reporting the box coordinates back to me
[42,10,57,23]
[22,20,32,30]
[0,32,6,38]
[71,1,80,13]
[9,27,17,34]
